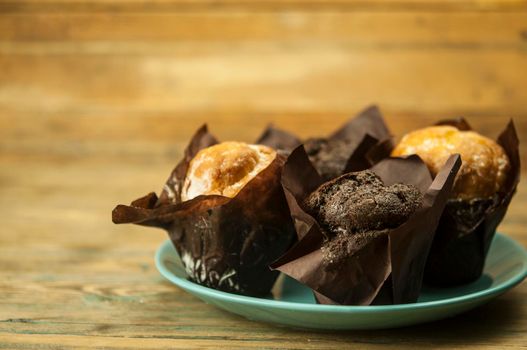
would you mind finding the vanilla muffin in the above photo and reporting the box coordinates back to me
[113,127,296,296]
[182,142,276,200]
[392,126,510,200]
[392,123,517,286]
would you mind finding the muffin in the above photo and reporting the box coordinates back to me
[181,141,276,201]
[303,105,393,181]
[305,170,423,267]
[305,171,421,235]
[256,106,392,173]
[113,126,296,296]
[272,146,461,305]
[392,120,520,286]
[303,137,354,181]
[392,125,510,201]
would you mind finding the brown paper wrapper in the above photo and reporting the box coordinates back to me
[271,146,461,305]
[256,124,302,152]
[424,119,520,286]
[253,105,393,178]
[304,105,394,180]
[112,125,296,296]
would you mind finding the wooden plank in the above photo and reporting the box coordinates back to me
[0,49,526,115]
[1,1,526,348]
[0,334,400,350]
[0,156,525,347]
[1,128,526,349]
[0,0,526,13]
[1,113,526,162]
[1,12,526,43]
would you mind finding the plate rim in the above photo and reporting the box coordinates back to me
[155,233,527,313]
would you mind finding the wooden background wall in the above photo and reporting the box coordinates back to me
[1,0,527,161]
[1,1,527,348]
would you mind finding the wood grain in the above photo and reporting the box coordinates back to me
[1,1,526,348]
[2,12,527,42]
[0,155,526,349]
[1,0,527,13]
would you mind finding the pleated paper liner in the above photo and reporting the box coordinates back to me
[424,119,520,286]
[271,146,461,305]
[256,105,394,180]
[113,125,296,296]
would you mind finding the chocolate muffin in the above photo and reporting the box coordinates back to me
[257,105,393,181]
[304,137,355,181]
[300,105,393,181]
[304,170,423,265]
[272,146,461,305]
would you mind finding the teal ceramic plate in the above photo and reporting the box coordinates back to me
[155,233,527,330]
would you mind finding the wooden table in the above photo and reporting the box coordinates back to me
[1,0,526,348]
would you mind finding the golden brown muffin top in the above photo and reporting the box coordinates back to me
[181,141,276,201]
[392,126,509,200]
